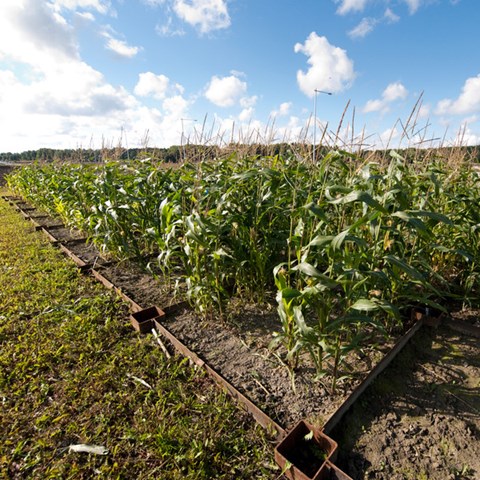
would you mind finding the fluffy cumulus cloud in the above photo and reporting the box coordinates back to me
[418,104,431,119]
[294,33,356,96]
[240,95,257,109]
[205,74,247,107]
[452,125,480,147]
[363,82,408,113]
[173,0,230,34]
[236,95,257,122]
[0,1,134,117]
[436,74,480,116]
[272,102,292,117]
[134,72,184,100]
[21,63,136,116]
[0,0,191,151]
[0,0,79,68]
[378,126,400,148]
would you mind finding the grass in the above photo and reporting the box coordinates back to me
[0,194,277,479]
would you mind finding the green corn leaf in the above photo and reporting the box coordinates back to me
[328,190,388,213]
[293,306,313,336]
[281,287,302,300]
[331,229,350,251]
[350,298,379,311]
[304,202,328,221]
[307,234,334,248]
[383,254,427,282]
[292,263,339,289]
[410,210,453,225]
[391,211,431,237]
[294,218,304,237]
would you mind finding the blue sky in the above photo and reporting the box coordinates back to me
[0,0,479,153]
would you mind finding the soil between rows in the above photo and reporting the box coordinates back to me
[161,305,395,430]
[331,325,480,479]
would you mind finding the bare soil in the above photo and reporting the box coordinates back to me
[161,306,397,429]
[62,239,111,267]
[95,261,177,309]
[330,325,480,480]
[43,226,87,242]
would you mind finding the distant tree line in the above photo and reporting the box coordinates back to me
[0,143,298,164]
[1,144,478,164]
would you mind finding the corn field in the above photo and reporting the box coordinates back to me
[7,150,480,387]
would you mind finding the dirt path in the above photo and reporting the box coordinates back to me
[330,325,480,479]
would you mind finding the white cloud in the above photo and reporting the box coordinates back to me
[0,0,192,151]
[363,82,408,113]
[105,37,141,58]
[75,11,96,21]
[162,94,188,115]
[384,8,400,22]
[294,32,356,96]
[134,72,184,100]
[0,70,17,91]
[21,62,136,116]
[335,0,369,15]
[52,0,112,15]
[240,95,257,108]
[435,74,480,116]
[383,82,408,102]
[270,102,292,119]
[143,0,167,5]
[279,102,292,116]
[173,0,230,34]
[453,125,480,146]
[155,17,185,37]
[378,127,400,148]
[205,75,247,107]
[100,27,141,58]
[135,73,170,99]
[335,0,423,17]
[404,0,421,14]
[239,107,254,122]
[417,104,431,119]
[0,0,79,68]
[348,17,377,38]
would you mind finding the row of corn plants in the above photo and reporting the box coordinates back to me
[7,151,479,389]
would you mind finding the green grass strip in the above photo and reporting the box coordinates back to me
[0,196,276,479]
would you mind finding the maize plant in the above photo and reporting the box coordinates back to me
[6,149,479,389]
